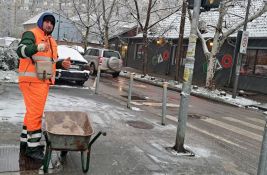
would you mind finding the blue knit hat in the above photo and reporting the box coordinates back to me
[37,12,55,29]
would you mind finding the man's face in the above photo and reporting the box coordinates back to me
[42,20,54,34]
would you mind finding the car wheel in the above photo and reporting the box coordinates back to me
[76,80,85,86]
[112,71,120,78]
[89,63,97,75]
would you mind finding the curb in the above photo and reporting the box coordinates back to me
[119,73,260,109]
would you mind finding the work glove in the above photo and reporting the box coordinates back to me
[37,42,49,52]
[62,57,71,69]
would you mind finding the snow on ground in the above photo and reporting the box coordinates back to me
[0,70,18,83]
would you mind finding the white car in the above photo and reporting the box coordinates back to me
[83,48,122,78]
[56,45,90,85]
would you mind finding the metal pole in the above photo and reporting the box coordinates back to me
[161,82,168,125]
[227,31,242,87]
[173,0,201,152]
[127,73,134,109]
[95,66,101,94]
[232,0,251,98]
[257,114,267,175]
[175,0,187,81]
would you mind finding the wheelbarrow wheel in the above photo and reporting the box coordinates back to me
[60,151,68,163]
[81,149,91,173]
[60,151,68,158]
[43,145,52,173]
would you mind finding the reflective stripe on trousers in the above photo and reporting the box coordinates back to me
[20,125,27,143]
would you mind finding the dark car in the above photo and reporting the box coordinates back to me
[56,45,90,85]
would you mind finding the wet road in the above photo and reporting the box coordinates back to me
[86,74,266,174]
[0,77,265,174]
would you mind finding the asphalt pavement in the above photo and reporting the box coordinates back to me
[0,83,262,175]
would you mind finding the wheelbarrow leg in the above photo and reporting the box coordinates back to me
[43,131,52,173]
[43,145,52,173]
[81,131,106,173]
[60,151,68,163]
[81,149,91,173]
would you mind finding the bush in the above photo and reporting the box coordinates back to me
[0,47,18,70]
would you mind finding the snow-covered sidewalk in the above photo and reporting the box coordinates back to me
[119,70,261,109]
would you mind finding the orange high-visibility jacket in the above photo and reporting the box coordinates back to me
[18,27,58,84]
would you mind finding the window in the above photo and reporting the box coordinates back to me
[94,49,99,56]
[134,44,143,60]
[87,49,99,56]
[241,49,267,77]
[103,51,120,59]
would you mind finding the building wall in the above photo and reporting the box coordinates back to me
[127,37,267,94]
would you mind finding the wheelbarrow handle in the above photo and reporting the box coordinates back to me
[88,131,106,149]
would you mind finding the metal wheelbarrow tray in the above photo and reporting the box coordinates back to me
[43,111,105,173]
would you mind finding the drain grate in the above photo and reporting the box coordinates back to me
[188,114,208,119]
[126,120,154,129]
[121,95,147,101]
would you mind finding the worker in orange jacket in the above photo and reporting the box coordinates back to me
[16,12,71,160]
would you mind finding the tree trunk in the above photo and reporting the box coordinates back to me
[143,31,148,75]
[83,27,89,53]
[205,3,225,89]
[206,34,223,88]
[104,25,109,49]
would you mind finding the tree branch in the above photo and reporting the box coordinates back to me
[222,2,267,40]
[148,7,180,30]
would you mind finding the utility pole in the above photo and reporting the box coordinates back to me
[57,0,62,42]
[232,0,251,98]
[257,113,267,175]
[175,0,187,81]
[173,0,201,152]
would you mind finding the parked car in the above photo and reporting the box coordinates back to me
[56,45,90,85]
[83,48,122,78]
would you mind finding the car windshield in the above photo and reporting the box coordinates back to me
[103,51,120,59]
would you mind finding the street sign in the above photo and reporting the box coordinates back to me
[240,31,249,54]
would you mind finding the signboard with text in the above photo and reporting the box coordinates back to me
[240,31,249,54]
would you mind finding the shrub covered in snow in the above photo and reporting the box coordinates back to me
[0,47,18,70]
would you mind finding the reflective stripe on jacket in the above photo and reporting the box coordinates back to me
[18,27,58,84]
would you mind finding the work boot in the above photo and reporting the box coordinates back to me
[19,142,27,155]
[26,129,43,160]
[25,145,44,161]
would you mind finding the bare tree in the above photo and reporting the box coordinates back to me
[101,0,117,48]
[72,0,96,52]
[91,0,105,44]
[124,0,180,75]
[90,0,120,48]
[195,0,267,89]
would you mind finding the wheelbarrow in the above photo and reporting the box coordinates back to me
[42,111,106,173]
